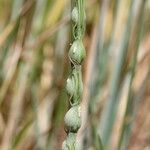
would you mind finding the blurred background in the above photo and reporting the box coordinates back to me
[0,0,150,150]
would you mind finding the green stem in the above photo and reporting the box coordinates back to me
[62,0,86,149]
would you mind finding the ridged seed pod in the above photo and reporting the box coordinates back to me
[66,77,75,97]
[62,133,76,150]
[69,40,86,65]
[64,105,81,133]
[71,7,79,23]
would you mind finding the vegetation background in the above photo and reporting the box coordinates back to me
[0,0,149,150]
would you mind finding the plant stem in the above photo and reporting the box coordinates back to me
[62,0,86,149]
